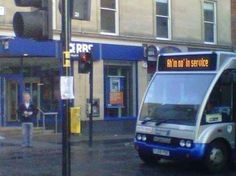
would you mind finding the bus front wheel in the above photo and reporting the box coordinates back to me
[203,141,229,173]
[138,151,160,165]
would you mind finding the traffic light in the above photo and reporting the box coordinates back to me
[13,0,53,40]
[71,0,91,20]
[59,0,91,21]
[78,52,92,73]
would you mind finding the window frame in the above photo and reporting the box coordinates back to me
[100,0,119,36]
[203,1,217,44]
[155,0,172,40]
[52,0,57,30]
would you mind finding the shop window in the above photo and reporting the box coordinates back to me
[22,68,60,112]
[100,0,119,34]
[203,2,216,44]
[156,0,171,39]
[104,65,136,119]
[40,72,60,112]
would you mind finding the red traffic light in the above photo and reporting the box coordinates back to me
[79,52,91,62]
[78,52,92,73]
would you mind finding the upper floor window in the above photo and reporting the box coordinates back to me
[203,2,216,44]
[100,0,119,34]
[156,0,171,39]
[52,0,57,30]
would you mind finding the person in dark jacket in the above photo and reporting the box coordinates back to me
[18,92,38,147]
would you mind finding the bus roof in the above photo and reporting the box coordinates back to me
[157,51,236,73]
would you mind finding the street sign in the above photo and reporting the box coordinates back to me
[146,45,160,61]
[60,76,75,100]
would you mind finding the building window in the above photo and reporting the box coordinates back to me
[100,0,118,34]
[52,0,57,30]
[203,2,216,44]
[156,0,171,39]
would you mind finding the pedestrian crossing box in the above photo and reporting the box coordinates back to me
[70,107,81,134]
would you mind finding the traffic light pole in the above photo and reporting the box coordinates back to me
[89,57,94,147]
[61,0,71,176]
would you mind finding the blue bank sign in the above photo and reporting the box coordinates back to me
[0,37,143,61]
[69,42,101,60]
[69,41,144,61]
[69,42,94,58]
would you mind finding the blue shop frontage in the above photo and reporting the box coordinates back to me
[0,37,60,127]
[0,36,147,133]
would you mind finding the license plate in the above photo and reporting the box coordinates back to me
[153,148,170,156]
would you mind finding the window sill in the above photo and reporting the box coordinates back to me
[156,37,171,41]
[204,41,217,45]
[100,32,119,36]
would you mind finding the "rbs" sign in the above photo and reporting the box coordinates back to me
[70,43,94,57]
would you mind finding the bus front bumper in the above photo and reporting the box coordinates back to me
[134,141,207,160]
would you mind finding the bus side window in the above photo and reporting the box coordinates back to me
[233,72,236,122]
[203,70,233,124]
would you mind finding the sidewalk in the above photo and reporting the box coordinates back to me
[0,129,135,150]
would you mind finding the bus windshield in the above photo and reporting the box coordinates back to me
[139,73,215,126]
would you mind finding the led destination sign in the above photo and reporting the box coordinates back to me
[158,53,217,71]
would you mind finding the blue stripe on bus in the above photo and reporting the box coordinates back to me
[135,141,207,160]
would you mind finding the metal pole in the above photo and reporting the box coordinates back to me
[61,0,71,175]
[43,114,45,130]
[55,113,58,133]
[89,56,93,147]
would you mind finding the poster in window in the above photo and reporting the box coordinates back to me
[110,92,124,105]
[110,78,120,92]
[105,76,125,108]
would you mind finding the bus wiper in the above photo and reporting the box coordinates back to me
[155,118,179,126]
[141,117,175,125]
[155,119,170,126]
[155,118,191,126]
[141,117,158,125]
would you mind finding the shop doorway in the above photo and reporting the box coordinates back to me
[104,64,137,119]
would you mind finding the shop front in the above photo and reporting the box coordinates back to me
[0,37,145,133]
[0,37,60,127]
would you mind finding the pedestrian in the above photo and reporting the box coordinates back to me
[18,92,38,147]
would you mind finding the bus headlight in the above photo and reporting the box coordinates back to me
[136,134,142,141]
[179,140,186,147]
[141,135,147,141]
[186,140,192,148]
